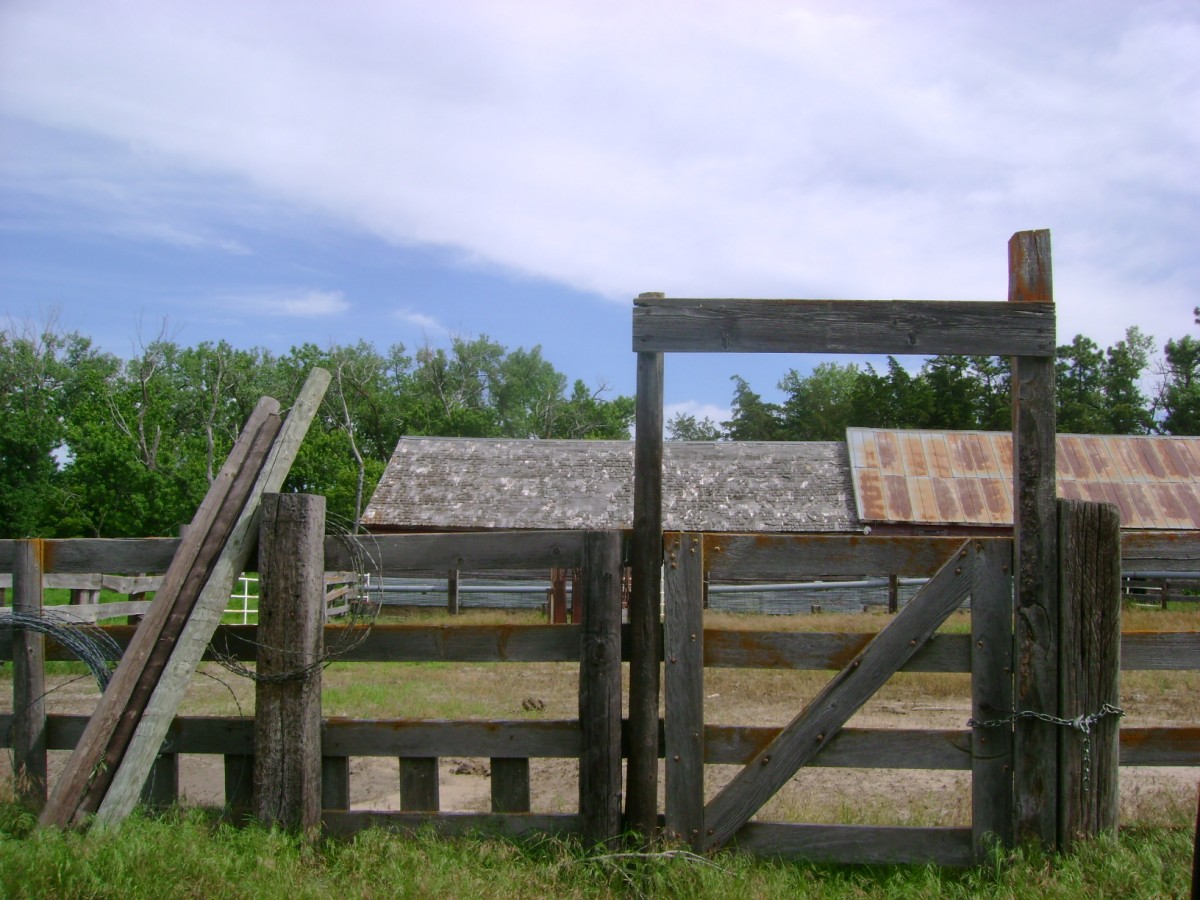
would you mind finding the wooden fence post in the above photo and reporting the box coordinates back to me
[629,340,665,839]
[579,530,623,845]
[13,539,47,807]
[1009,228,1059,848]
[1057,499,1121,848]
[447,569,460,615]
[254,492,326,833]
[664,533,704,849]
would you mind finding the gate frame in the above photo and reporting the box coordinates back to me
[629,230,1058,850]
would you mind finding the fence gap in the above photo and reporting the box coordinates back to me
[1057,498,1122,847]
[12,539,47,808]
[254,492,326,833]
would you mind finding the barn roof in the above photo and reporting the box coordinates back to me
[361,437,859,533]
[848,428,1200,530]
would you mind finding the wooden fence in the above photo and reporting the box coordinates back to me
[2,524,1198,861]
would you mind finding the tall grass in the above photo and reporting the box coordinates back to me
[0,801,1191,899]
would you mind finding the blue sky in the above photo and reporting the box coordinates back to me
[2,1,1198,426]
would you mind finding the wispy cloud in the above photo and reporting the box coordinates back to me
[394,309,448,335]
[223,289,349,318]
[665,401,731,428]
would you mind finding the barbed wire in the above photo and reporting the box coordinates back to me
[207,512,384,684]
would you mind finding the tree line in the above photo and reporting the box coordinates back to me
[0,323,634,539]
[668,312,1200,441]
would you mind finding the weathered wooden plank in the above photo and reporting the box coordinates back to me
[1058,500,1122,848]
[322,756,351,810]
[326,624,585,662]
[578,531,623,845]
[731,823,974,867]
[224,754,254,817]
[399,758,440,811]
[10,713,1194,769]
[15,539,181,575]
[705,631,971,672]
[140,753,178,809]
[490,758,531,813]
[98,369,330,828]
[628,345,665,839]
[704,725,971,769]
[321,811,583,839]
[41,396,282,829]
[632,298,1055,358]
[255,493,325,833]
[703,534,983,580]
[971,537,1015,859]
[1120,633,1200,670]
[1010,228,1059,849]
[664,533,705,848]
[43,601,156,623]
[13,540,47,807]
[1120,532,1200,573]
[702,542,974,850]
[90,402,283,824]
[323,531,586,574]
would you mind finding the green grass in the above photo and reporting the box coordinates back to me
[0,802,1191,899]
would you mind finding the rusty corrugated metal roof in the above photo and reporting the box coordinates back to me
[848,428,1200,530]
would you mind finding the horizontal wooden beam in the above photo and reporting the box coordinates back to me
[325,531,589,573]
[633,298,1055,357]
[703,535,999,580]
[705,725,971,768]
[731,823,974,866]
[705,630,971,672]
[322,811,582,839]
[1120,532,1200,574]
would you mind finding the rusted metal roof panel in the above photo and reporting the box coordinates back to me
[849,429,1200,530]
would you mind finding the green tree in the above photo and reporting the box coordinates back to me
[848,357,932,429]
[723,376,784,440]
[1056,335,1107,433]
[1103,327,1155,434]
[666,412,723,441]
[778,362,860,440]
[1159,308,1200,435]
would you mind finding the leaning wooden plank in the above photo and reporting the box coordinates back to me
[76,409,282,819]
[40,396,282,829]
[95,368,330,826]
[701,541,973,851]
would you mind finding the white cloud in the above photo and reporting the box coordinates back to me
[224,289,349,318]
[1,0,1197,352]
[394,309,448,335]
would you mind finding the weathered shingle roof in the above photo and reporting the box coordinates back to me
[362,437,859,533]
[849,428,1200,530]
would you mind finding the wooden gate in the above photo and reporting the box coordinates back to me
[628,229,1060,848]
[663,533,1013,863]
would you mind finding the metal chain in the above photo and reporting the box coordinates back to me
[968,704,1124,794]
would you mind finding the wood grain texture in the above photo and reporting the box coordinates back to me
[1119,532,1200,573]
[323,531,586,573]
[97,368,330,827]
[971,537,1015,859]
[254,493,325,833]
[491,758,531,813]
[703,534,983,580]
[1057,499,1121,848]
[664,533,705,848]
[704,725,971,769]
[705,630,970,672]
[577,531,623,845]
[322,756,351,810]
[399,758,440,811]
[632,298,1055,357]
[628,348,664,838]
[1010,228,1059,848]
[12,540,47,807]
[730,823,974,867]
[702,541,974,850]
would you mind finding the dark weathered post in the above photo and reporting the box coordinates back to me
[888,573,900,614]
[664,533,704,849]
[1009,228,1059,847]
[447,569,460,615]
[1057,499,1121,847]
[13,539,47,807]
[399,759,439,811]
[550,568,568,624]
[578,530,623,844]
[255,492,326,833]
[629,334,665,839]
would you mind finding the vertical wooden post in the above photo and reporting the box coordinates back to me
[629,341,665,838]
[550,568,568,624]
[491,758,531,813]
[664,533,705,849]
[140,753,179,809]
[13,539,47,808]
[1058,499,1121,847]
[579,530,623,845]
[570,568,584,624]
[1009,228,1059,848]
[888,573,900,614]
[254,492,326,833]
[447,569,460,615]
[224,754,255,819]
[399,759,439,811]
[971,538,1015,860]
[322,755,351,811]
